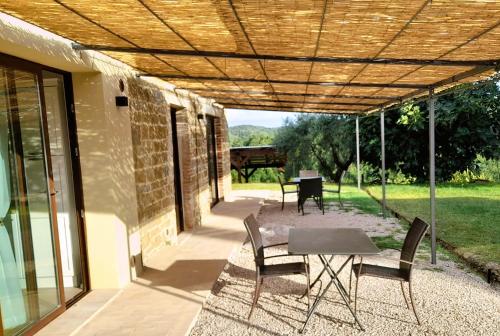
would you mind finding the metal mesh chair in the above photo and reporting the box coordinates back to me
[298,177,324,215]
[323,170,346,207]
[350,217,429,324]
[299,170,319,177]
[243,214,310,319]
[278,175,297,211]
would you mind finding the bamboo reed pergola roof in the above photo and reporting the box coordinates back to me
[1,0,499,114]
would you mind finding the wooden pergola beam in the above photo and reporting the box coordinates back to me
[72,44,499,67]
[218,98,378,106]
[188,88,396,100]
[223,104,365,114]
[138,74,428,89]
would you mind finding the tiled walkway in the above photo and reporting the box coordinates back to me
[37,190,269,336]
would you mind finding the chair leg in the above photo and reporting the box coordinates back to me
[354,258,363,315]
[349,257,354,302]
[248,272,262,320]
[354,275,360,315]
[321,195,324,215]
[408,281,421,325]
[338,193,342,208]
[400,281,410,309]
[305,257,311,310]
[281,194,285,211]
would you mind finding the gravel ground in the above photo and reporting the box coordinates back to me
[190,193,500,336]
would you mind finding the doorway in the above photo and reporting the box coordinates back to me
[42,71,87,304]
[206,116,219,207]
[170,108,184,233]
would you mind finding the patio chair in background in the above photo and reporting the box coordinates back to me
[350,217,429,325]
[298,177,324,215]
[323,170,346,207]
[278,175,298,211]
[243,214,310,319]
[299,170,318,177]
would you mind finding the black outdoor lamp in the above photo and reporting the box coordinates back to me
[115,79,129,107]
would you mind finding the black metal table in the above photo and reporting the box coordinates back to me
[288,227,380,333]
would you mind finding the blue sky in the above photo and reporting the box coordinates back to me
[226,109,301,128]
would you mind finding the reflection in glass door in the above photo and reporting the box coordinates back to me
[0,66,61,335]
[42,71,85,303]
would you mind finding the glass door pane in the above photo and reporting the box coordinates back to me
[0,66,60,335]
[42,70,84,302]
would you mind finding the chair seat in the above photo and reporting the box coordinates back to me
[352,263,409,282]
[260,262,307,277]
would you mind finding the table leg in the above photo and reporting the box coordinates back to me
[299,254,365,332]
[300,255,334,299]
[300,274,335,333]
[318,255,365,331]
[319,255,352,298]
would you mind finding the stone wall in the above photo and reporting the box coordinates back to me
[128,78,177,259]
[127,79,230,261]
[215,114,231,199]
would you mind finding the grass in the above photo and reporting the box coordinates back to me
[371,235,402,250]
[232,183,281,191]
[323,184,381,215]
[365,182,500,265]
[232,182,383,216]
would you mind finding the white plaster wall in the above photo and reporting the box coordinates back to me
[0,13,226,289]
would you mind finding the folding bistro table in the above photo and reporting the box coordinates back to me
[288,228,380,333]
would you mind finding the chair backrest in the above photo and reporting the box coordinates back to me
[337,170,346,193]
[299,170,318,178]
[299,177,323,201]
[400,217,429,277]
[243,214,264,267]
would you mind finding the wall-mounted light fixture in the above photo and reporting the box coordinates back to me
[115,79,129,107]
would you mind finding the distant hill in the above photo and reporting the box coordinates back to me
[229,125,278,147]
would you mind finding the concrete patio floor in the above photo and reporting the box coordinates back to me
[36,190,271,336]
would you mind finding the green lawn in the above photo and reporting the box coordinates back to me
[365,183,500,265]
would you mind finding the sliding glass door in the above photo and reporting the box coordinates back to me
[0,54,87,336]
[0,65,62,335]
[42,71,85,303]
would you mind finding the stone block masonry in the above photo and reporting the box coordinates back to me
[128,78,176,260]
[127,78,231,261]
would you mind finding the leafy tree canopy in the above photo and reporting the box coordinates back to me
[360,78,499,182]
[274,114,356,182]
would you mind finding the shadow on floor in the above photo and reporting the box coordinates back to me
[139,259,229,292]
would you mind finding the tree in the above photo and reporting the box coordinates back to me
[274,114,356,182]
[359,78,500,182]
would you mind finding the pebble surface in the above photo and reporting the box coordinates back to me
[190,193,500,336]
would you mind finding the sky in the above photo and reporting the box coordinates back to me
[226,109,301,128]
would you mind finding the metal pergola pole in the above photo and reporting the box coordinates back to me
[380,111,386,218]
[429,88,437,264]
[356,116,361,190]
